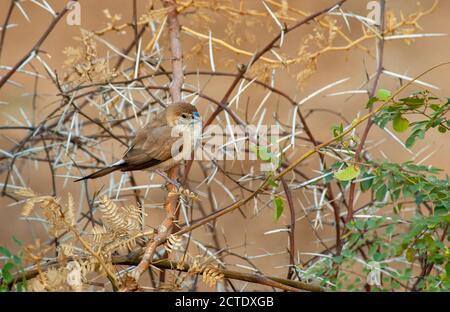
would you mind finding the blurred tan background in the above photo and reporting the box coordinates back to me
[1,0,449,287]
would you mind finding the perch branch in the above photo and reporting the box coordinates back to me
[7,256,324,292]
[132,0,183,283]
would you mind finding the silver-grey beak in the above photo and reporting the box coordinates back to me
[192,112,201,123]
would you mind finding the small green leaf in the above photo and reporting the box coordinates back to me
[375,184,387,202]
[267,177,279,188]
[355,219,366,231]
[2,262,14,272]
[360,172,374,192]
[400,97,425,108]
[394,203,403,214]
[12,255,22,266]
[2,263,14,284]
[334,165,360,181]
[12,236,22,247]
[333,255,343,264]
[438,125,447,133]
[386,223,395,235]
[405,136,416,148]
[15,281,27,292]
[377,89,391,101]
[0,246,12,258]
[392,115,409,133]
[430,104,440,111]
[273,196,284,222]
[260,148,272,161]
[366,97,378,109]
[405,248,414,262]
[332,123,344,137]
[323,171,334,184]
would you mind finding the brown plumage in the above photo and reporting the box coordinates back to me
[75,102,200,182]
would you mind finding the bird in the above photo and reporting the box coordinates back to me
[75,102,200,182]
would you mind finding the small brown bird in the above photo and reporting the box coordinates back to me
[75,102,200,182]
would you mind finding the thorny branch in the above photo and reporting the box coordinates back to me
[8,256,323,292]
[132,0,184,284]
[0,1,76,89]
[346,0,386,224]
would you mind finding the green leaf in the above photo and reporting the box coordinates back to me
[430,104,440,111]
[2,263,14,284]
[438,125,447,133]
[405,248,414,262]
[251,145,270,161]
[374,252,385,262]
[334,165,360,181]
[267,177,279,188]
[12,236,22,247]
[0,246,12,258]
[392,115,409,133]
[360,172,374,192]
[259,147,272,161]
[355,219,366,231]
[405,136,416,148]
[366,97,378,109]
[405,129,425,148]
[377,89,391,101]
[375,184,387,202]
[386,223,396,236]
[273,196,284,222]
[15,281,27,292]
[2,262,14,272]
[333,255,343,264]
[400,97,425,108]
[12,255,22,266]
[323,171,334,184]
[332,123,344,138]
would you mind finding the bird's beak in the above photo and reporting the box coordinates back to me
[192,111,201,124]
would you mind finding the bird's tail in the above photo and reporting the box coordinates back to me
[74,165,123,182]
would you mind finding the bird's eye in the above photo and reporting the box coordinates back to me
[181,113,188,119]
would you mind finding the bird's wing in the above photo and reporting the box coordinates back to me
[122,122,178,168]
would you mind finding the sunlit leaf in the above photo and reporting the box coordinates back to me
[267,177,279,188]
[393,115,410,133]
[273,196,284,222]
[377,89,391,101]
[334,165,360,181]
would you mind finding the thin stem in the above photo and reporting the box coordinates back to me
[0,2,75,89]
[346,0,386,224]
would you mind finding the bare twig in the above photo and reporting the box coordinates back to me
[0,0,15,63]
[0,1,75,89]
[346,0,386,224]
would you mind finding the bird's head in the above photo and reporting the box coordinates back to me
[165,102,201,128]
